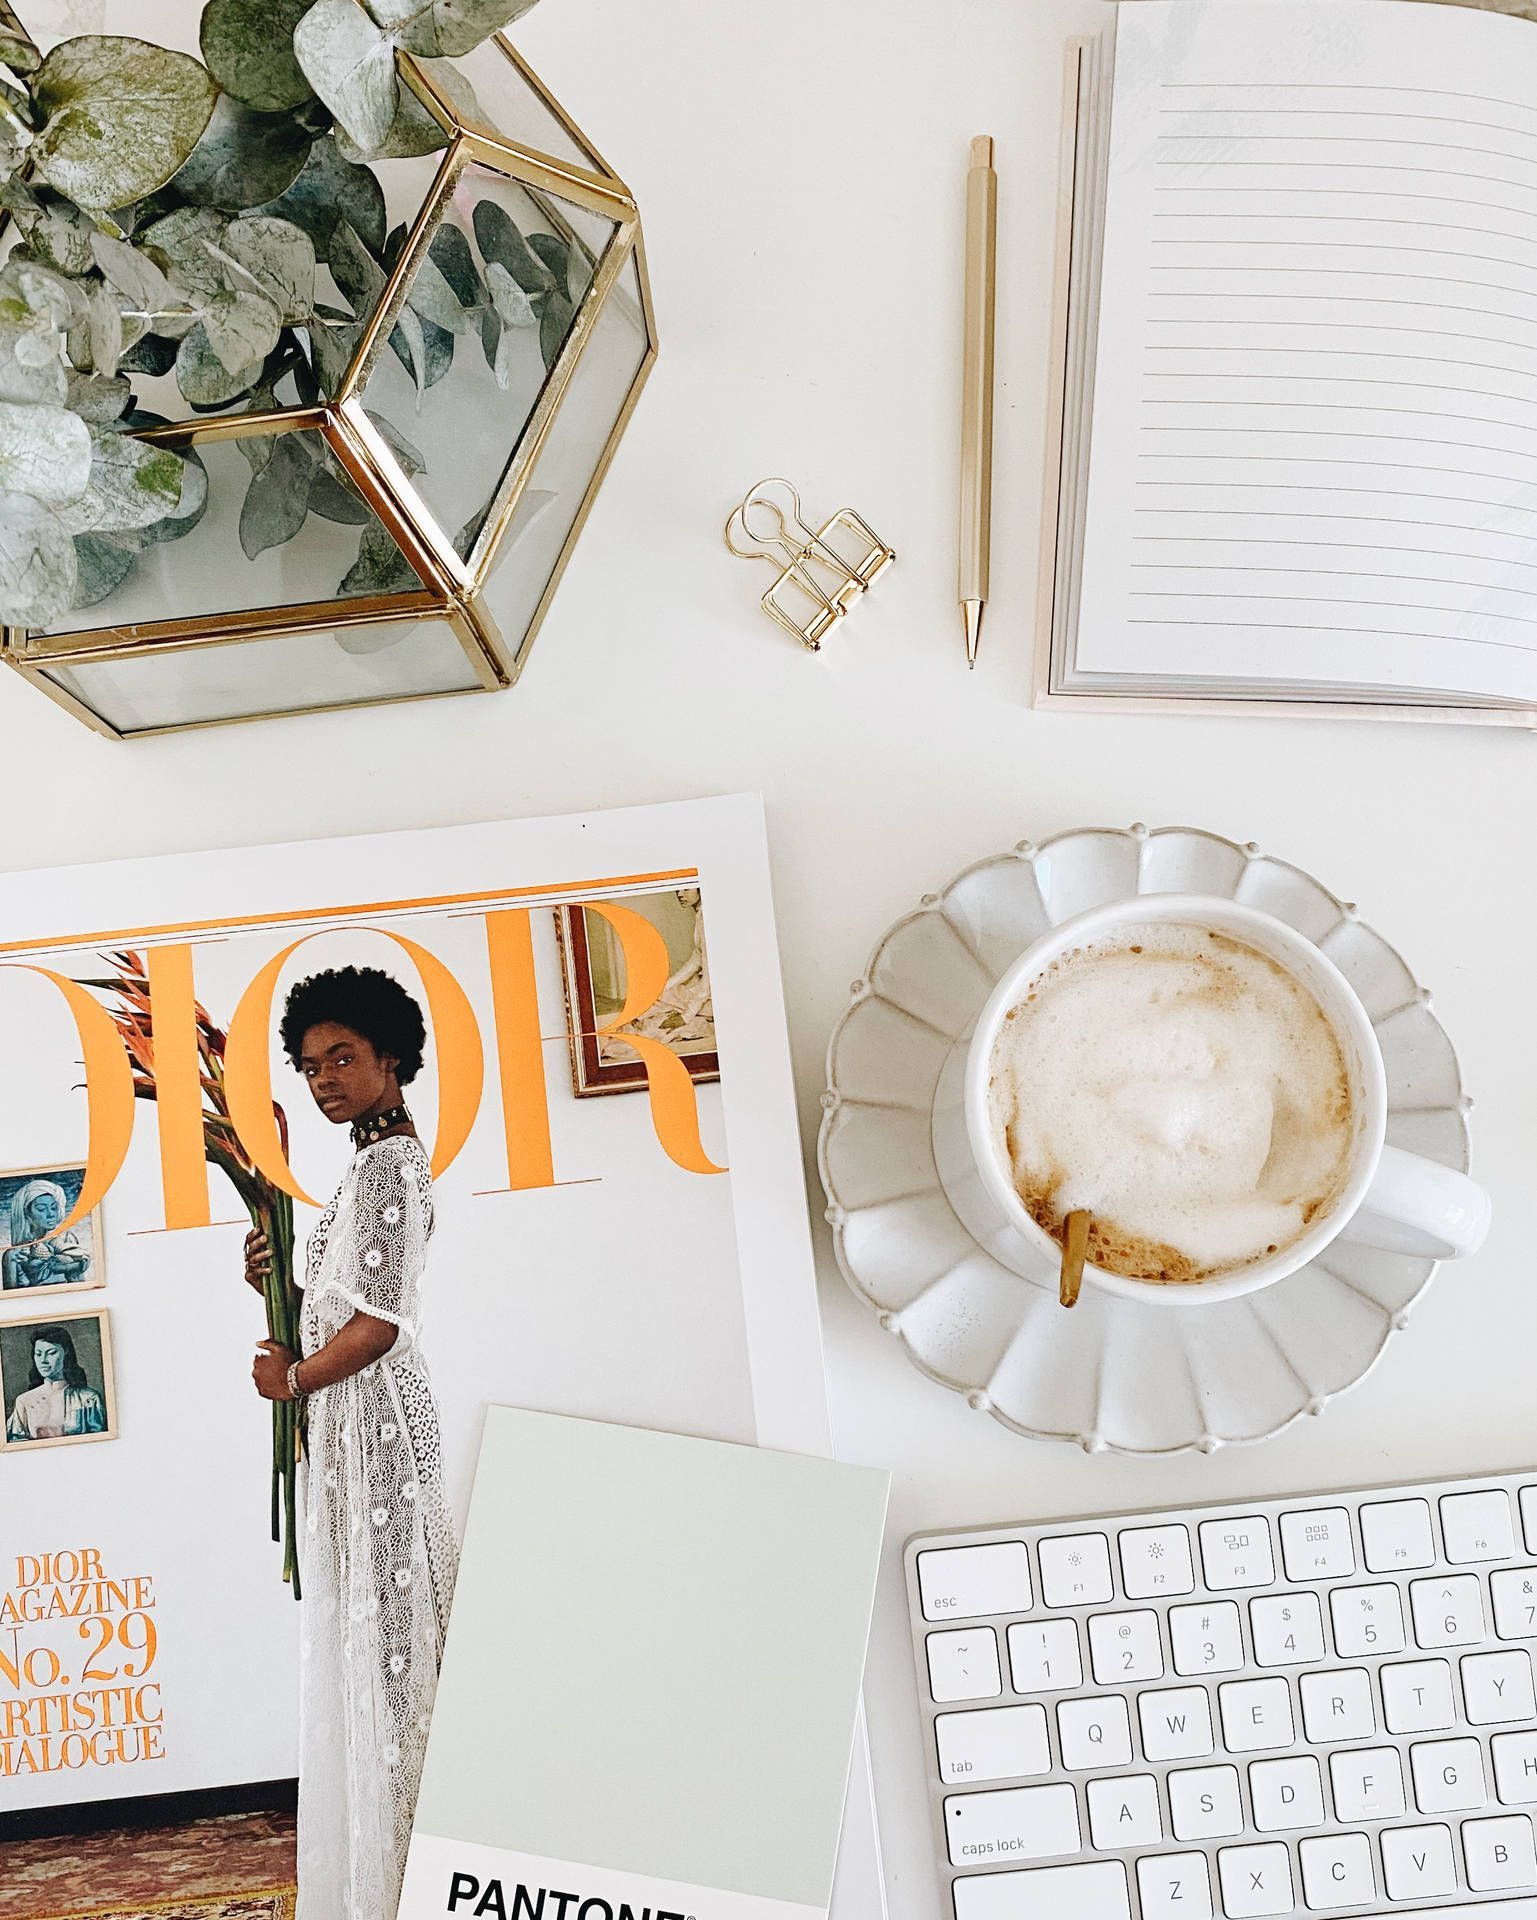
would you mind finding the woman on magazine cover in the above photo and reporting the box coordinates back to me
[246,965,459,1920]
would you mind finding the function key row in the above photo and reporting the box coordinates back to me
[918,1486,1537,1622]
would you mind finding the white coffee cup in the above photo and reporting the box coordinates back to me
[931,894,1490,1308]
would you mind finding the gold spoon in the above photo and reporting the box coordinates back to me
[1060,1210,1091,1309]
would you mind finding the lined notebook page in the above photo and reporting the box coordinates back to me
[1073,0,1537,704]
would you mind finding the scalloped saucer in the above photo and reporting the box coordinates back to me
[817,826,1472,1456]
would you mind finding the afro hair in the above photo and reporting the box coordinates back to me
[279,966,427,1086]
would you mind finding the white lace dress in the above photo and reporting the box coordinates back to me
[295,1136,459,1920]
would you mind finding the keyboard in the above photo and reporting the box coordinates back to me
[905,1469,1537,1919]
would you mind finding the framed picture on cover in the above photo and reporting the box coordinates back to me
[0,1164,105,1299]
[557,887,721,1097]
[1,1308,117,1451]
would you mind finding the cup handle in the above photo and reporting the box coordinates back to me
[1340,1143,1491,1260]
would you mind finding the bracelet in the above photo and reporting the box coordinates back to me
[286,1360,306,1401]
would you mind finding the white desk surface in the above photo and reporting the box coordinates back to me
[18,3,1537,1917]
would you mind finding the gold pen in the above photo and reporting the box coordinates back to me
[959,133,997,669]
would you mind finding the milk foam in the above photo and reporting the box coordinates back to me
[987,923,1354,1283]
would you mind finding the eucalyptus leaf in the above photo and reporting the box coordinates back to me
[134,440,208,544]
[428,223,480,308]
[0,490,78,626]
[0,401,91,504]
[472,199,552,294]
[0,257,78,333]
[0,3,39,75]
[333,76,447,162]
[256,137,385,253]
[485,259,534,329]
[66,371,132,422]
[82,281,125,377]
[175,321,264,405]
[293,0,399,157]
[201,287,283,374]
[91,233,174,318]
[142,206,232,298]
[363,406,425,475]
[32,36,219,210]
[308,464,372,524]
[339,519,418,595]
[538,290,573,369]
[0,325,67,405]
[365,0,540,59]
[54,426,184,535]
[200,0,315,113]
[527,230,570,286]
[328,216,385,319]
[307,313,360,395]
[119,331,179,376]
[2,183,96,277]
[239,431,315,558]
[223,216,316,323]
[405,249,470,334]
[390,309,453,391]
[72,531,135,607]
[170,94,314,211]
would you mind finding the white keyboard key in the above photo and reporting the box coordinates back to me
[1198,1516,1275,1591]
[1280,1506,1355,1582]
[1412,1572,1488,1648]
[1329,1744,1406,1821]
[1360,1496,1435,1573]
[1381,1822,1458,1900]
[1494,1731,1537,1805]
[1058,1694,1133,1771]
[1218,1676,1294,1753]
[1412,1734,1488,1813]
[1038,1533,1115,1607]
[1443,1489,1517,1565]
[927,1627,1001,1703]
[936,1704,1051,1785]
[1170,1601,1244,1676]
[1249,1755,1324,1831]
[1464,1648,1537,1724]
[1523,1486,1537,1557]
[1087,1772,1163,1849]
[1139,1684,1215,1762]
[1382,1658,1456,1733]
[1299,1832,1375,1911]
[1089,1608,1164,1685]
[1120,1525,1195,1600]
[1494,1569,1537,1641]
[1464,1812,1537,1892]
[1169,1763,1244,1840]
[1329,1581,1406,1656]
[1216,1840,1293,1917]
[1300,1666,1376,1742]
[1137,1852,1213,1920]
[1250,1592,1324,1667]
[952,1860,1131,1920]
[919,1541,1032,1621]
[1008,1618,1084,1693]
[944,1781,1080,1868]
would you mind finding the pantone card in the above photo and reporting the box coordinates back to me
[398,1407,890,1920]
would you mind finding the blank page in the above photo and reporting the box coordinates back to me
[1073,0,1537,704]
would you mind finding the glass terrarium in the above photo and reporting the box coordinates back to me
[0,37,655,737]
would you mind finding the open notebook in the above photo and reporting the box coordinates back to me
[1039,0,1537,724]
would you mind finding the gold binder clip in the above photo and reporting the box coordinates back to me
[724,478,895,652]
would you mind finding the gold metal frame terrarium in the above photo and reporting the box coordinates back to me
[0,37,656,738]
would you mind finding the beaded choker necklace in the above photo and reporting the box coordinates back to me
[352,1103,412,1149]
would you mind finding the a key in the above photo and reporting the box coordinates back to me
[1008,1618,1083,1693]
[927,1627,1001,1703]
[1493,1731,1537,1806]
[1381,1657,1456,1733]
[1280,1506,1355,1581]
[1057,1694,1133,1770]
[1218,1676,1294,1753]
[919,1541,1032,1620]
[1464,1812,1537,1891]
[1138,1684,1214,1762]
[1330,1744,1406,1821]
[1443,1490,1517,1565]
[1463,1649,1537,1724]
[1494,1569,1537,1641]
[1088,1608,1164,1685]
[1300,1666,1376,1742]
[1169,1600,1244,1676]
[1136,1852,1214,1920]
[952,1860,1131,1920]
[1216,1840,1293,1917]
[1329,1581,1406,1656]
[944,1781,1080,1867]
[1087,1772,1163,1849]
[1168,1764,1244,1840]
[936,1704,1051,1785]
[1249,1755,1324,1831]
[1360,1496,1436,1573]
[1411,1735,1488,1813]
[1198,1516,1275,1591]
[1381,1823,1458,1900]
[1412,1572,1488,1648]
[1038,1533,1115,1607]
[1119,1525,1195,1599]
[1250,1592,1324,1667]
[1299,1832,1376,1911]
